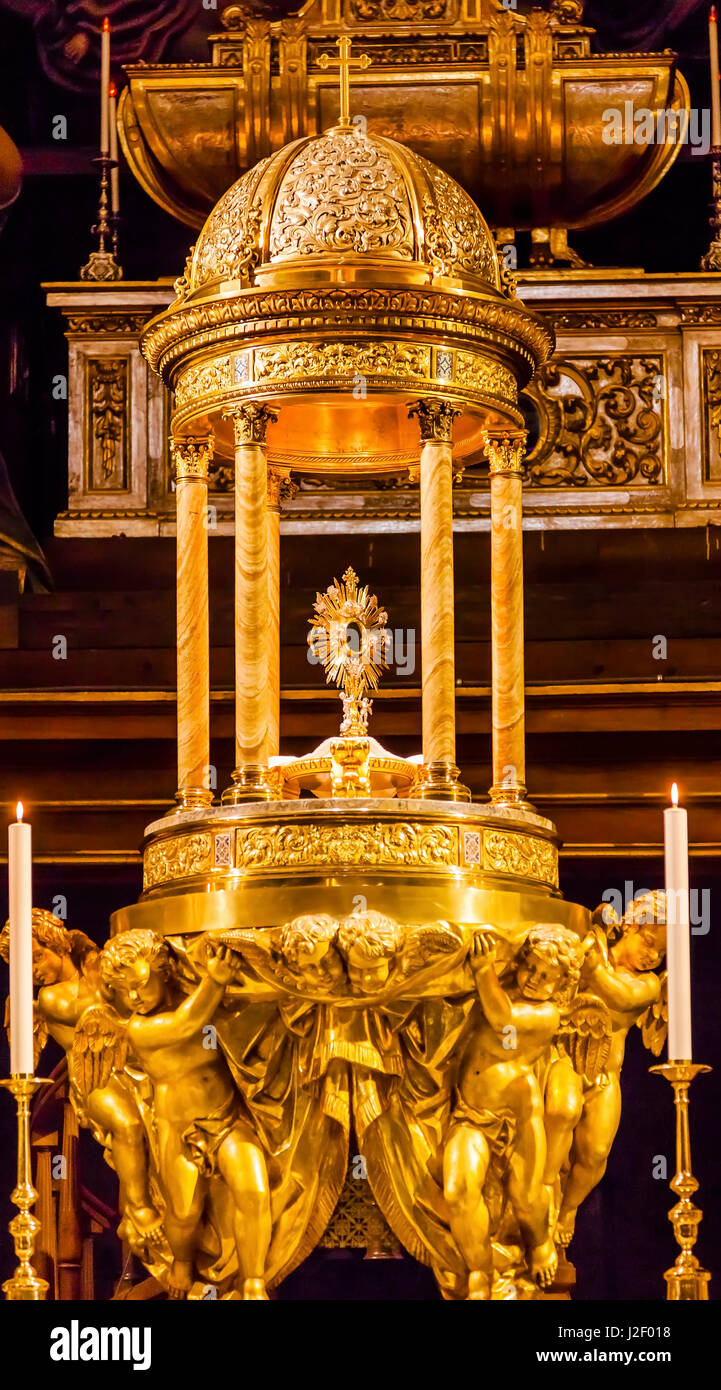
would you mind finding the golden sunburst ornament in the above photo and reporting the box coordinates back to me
[308,567,390,734]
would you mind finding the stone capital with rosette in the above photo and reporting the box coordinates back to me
[224,402,278,447]
[407,397,461,444]
[169,434,214,484]
[267,465,296,510]
[483,430,528,476]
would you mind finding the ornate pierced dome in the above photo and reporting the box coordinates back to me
[187,125,501,295]
[141,120,553,478]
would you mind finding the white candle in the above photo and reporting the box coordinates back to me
[109,83,119,214]
[663,783,693,1061]
[8,803,34,1075]
[710,7,721,149]
[100,17,111,156]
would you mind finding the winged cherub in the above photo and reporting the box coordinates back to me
[555,891,667,1251]
[0,910,163,1246]
[98,929,272,1300]
[443,923,585,1300]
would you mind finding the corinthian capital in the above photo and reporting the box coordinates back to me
[169,433,214,484]
[408,397,461,444]
[267,465,297,510]
[224,402,278,447]
[483,430,528,477]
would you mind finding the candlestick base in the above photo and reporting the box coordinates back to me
[650,1061,712,1301]
[79,249,122,283]
[80,154,123,282]
[0,1074,54,1301]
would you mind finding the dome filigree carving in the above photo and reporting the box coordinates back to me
[268,130,415,261]
[186,126,500,294]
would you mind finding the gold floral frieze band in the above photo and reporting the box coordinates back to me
[173,342,518,413]
[142,818,558,892]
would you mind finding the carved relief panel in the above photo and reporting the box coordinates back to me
[522,354,667,489]
[86,357,129,492]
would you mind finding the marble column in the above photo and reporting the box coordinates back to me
[408,398,470,801]
[266,466,292,759]
[170,434,213,810]
[483,430,528,804]
[223,402,277,802]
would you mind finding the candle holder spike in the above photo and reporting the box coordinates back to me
[0,1073,53,1300]
[650,1060,712,1300]
[80,154,122,282]
[701,146,721,271]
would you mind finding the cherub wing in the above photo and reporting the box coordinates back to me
[34,1015,49,1069]
[218,928,274,973]
[557,992,613,1085]
[68,1003,128,1102]
[636,971,668,1057]
[400,921,465,976]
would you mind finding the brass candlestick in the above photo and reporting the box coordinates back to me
[650,1061,712,1300]
[700,146,721,271]
[80,154,122,282]
[0,1074,52,1300]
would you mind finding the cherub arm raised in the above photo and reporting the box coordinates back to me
[584,935,661,1012]
[470,930,557,1035]
[469,931,513,1029]
[127,943,236,1051]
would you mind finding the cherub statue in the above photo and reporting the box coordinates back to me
[443,923,585,1300]
[98,928,272,1300]
[0,910,163,1247]
[554,892,666,1251]
[277,914,346,993]
[220,913,347,1000]
[336,911,403,996]
[1,909,99,1055]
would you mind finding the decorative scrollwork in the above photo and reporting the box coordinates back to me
[269,130,415,261]
[484,829,558,885]
[523,355,665,487]
[418,160,499,287]
[349,0,452,18]
[175,356,232,408]
[143,833,212,890]
[254,340,430,384]
[234,822,459,870]
[191,160,270,289]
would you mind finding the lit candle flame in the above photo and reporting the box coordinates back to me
[109,82,117,98]
[16,801,23,822]
[671,782,679,807]
[103,16,110,31]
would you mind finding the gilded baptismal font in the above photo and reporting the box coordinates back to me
[13,45,670,1302]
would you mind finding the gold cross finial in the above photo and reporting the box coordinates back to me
[318,36,371,128]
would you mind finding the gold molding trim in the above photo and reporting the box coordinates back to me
[141,817,559,892]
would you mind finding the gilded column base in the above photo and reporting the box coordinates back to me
[413,761,471,802]
[221,766,276,804]
[174,786,214,812]
[488,783,534,812]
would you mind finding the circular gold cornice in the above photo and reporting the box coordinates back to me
[141,283,554,386]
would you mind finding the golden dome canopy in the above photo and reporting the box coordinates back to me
[142,120,553,477]
[187,124,501,296]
